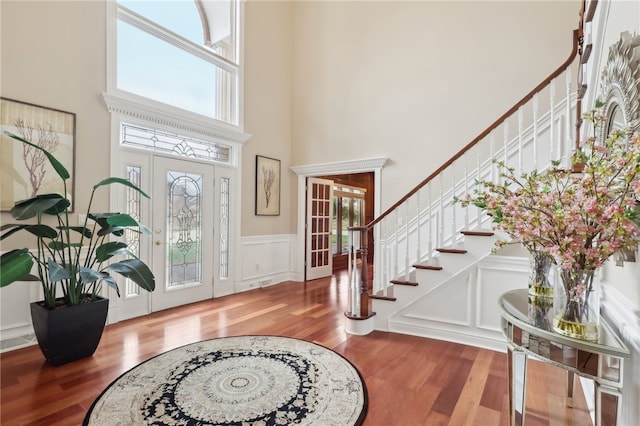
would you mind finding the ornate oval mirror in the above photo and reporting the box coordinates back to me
[599,31,640,139]
[598,32,640,264]
[605,103,626,135]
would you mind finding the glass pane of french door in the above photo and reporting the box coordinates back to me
[152,156,214,311]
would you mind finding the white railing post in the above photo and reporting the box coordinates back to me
[439,174,444,248]
[372,222,381,294]
[518,108,524,175]
[416,190,421,266]
[451,162,457,246]
[550,79,556,161]
[533,95,539,170]
[467,148,478,229]
[382,217,389,294]
[394,209,399,280]
[503,121,510,177]
[427,182,433,261]
[404,203,410,280]
[565,66,573,166]
[465,152,472,230]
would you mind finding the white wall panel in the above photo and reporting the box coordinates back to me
[238,234,297,292]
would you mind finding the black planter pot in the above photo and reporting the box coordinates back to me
[30,296,109,366]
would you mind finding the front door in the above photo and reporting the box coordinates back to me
[305,177,333,280]
[151,156,214,311]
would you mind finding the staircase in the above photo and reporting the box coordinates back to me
[344,29,585,348]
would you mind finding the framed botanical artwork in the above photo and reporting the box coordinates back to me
[255,155,280,216]
[1,97,76,211]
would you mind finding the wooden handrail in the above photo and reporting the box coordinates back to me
[366,29,580,230]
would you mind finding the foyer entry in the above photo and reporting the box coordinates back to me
[305,172,375,280]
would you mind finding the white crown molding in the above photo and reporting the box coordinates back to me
[102,92,251,145]
[290,156,388,176]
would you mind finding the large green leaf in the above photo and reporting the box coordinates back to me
[100,275,121,297]
[10,194,69,220]
[96,226,125,237]
[48,241,82,251]
[43,198,71,215]
[94,177,150,199]
[106,213,152,235]
[90,212,119,221]
[79,267,104,284]
[95,241,128,262]
[47,259,70,282]
[1,224,58,240]
[90,213,125,237]
[63,226,93,238]
[0,249,34,287]
[3,131,70,181]
[107,259,155,292]
[78,268,121,297]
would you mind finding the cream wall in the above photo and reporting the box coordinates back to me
[291,0,580,210]
[242,0,294,236]
[1,1,110,228]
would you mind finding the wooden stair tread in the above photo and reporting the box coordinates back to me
[413,263,443,271]
[370,294,397,301]
[461,230,494,237]
[436,247,468,254]
[389,279,418,286]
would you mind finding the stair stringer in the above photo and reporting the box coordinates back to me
[371,232,498,327]
[375,251,530,352]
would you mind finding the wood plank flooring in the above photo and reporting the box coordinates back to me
[0,271,592,425]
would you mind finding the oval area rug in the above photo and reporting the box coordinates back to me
[84,335,367,425]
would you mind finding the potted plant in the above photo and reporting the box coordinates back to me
[0,131,155,365]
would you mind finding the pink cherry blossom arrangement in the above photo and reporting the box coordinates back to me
[460,105,640,271]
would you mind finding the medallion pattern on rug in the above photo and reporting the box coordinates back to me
[84,335,367,426]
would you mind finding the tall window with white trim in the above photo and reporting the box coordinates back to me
[106,0,245,318]
[115,0,239,125]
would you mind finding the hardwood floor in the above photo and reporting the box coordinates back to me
[1,271,592,425]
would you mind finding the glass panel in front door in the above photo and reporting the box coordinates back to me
[152,156,214,312]
[166,171,202,288]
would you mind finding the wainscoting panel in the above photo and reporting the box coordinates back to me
[0,269,43,352]
[476,256,529,332]
[238,234,297,292]
[385,255,529,352]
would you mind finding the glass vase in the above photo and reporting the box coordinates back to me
[528,253,553,297]
[528,294,553,330]
[552,268,600,342]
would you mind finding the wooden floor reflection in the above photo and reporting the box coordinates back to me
[0,271,591,425]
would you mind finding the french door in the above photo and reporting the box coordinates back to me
[151,156,214,311]
[305,177,334,280]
